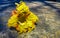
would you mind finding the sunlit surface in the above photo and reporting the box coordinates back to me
[0,1,60,38]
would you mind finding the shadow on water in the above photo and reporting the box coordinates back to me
[42,1,60,17]
[0,3,15,12]
[0,16,5,32]
[0,19,3,32]
[56,9,60,18]
[0,0,60,38]
[43,1,59,9]
[0,1,18,38]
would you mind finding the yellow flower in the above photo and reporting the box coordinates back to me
[7,1,39,34]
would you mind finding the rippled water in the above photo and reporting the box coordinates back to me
[0,1,18,38]
[0,0,60,38]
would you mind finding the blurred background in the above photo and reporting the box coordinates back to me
[0,0,60,38]
[0,0,60,11]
